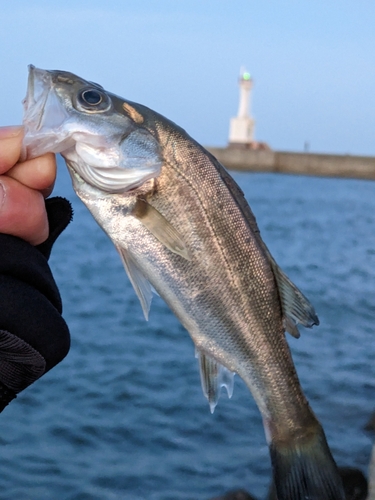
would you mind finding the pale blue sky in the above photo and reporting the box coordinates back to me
[1,1,374,155]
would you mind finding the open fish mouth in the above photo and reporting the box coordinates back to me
[23,65,52,129]
[21,65,71,160]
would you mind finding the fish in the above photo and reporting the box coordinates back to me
[21,65,345,500]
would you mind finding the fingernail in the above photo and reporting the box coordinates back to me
[0,126,24,139]
[0,182,4,211]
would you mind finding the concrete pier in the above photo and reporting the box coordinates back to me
[206,147,375,180]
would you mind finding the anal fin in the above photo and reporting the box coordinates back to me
[195,349,234,413]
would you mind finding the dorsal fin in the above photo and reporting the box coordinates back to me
[268,253,319,338]
[210,156,319,336]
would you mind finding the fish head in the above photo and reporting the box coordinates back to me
[22,65,163,193]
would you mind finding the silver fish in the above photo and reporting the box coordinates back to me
[22,65,344,500]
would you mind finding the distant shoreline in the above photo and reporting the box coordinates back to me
[206,146,375,180]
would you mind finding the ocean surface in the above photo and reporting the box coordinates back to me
[0,156,374,500]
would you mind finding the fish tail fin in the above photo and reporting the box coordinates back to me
[270,427,345,500]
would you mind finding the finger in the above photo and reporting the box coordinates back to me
[0,176,48,245]
[0,126,24,174]
[7,153,57,198]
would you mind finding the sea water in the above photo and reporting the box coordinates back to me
[0,156,374,499]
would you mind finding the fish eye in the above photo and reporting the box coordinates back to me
[81,89,103,105]
[76,87,111,113]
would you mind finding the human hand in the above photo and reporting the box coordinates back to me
[0,127,71,411]
[0,126,56,245]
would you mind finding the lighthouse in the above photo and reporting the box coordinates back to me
[228,69,255,147]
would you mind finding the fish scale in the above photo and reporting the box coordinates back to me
[21,65,345,500]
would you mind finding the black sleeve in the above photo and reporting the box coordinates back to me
[0,197,73,411]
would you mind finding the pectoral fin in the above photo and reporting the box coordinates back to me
[132,199,191,261]
[268,255,319,338]
[115,244,152,320]
[195,350,235,413]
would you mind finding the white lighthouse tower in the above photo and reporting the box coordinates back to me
[229,69,255,147]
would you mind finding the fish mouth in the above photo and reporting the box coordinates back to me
[23,65,52,131]
[21,65,71,161]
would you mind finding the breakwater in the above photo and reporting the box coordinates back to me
[206,147,375,180]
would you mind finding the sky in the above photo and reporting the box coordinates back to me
[1,1,374,155]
